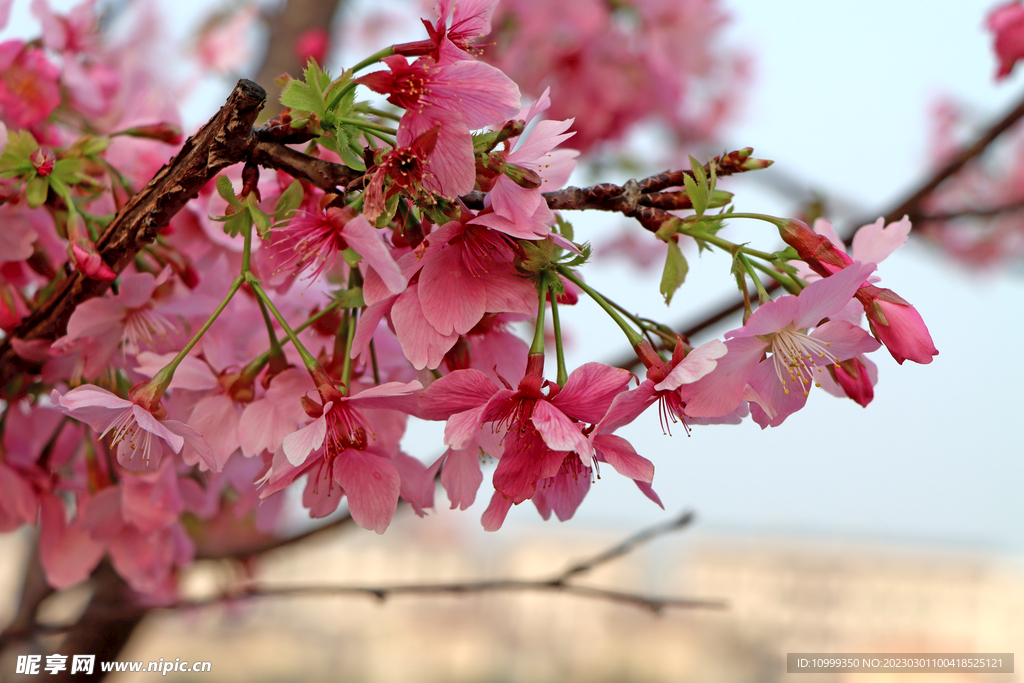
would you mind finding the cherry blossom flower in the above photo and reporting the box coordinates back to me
[0,40,61,131]
[682,262,881,427]
[51,384,221,472]
[258,373,422,533]
[394,0,499,63]
[271,206,406,294]
[422,359,637,529]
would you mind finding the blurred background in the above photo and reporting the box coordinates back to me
[3,0,1024,680]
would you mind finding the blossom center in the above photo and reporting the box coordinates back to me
[769,328,838,396]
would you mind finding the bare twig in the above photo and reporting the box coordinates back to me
[555,509,695,582]
[195,513,355,561]
[21,509,719,635]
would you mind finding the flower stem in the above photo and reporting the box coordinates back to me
[549,289,568,386]
[340,309,357,388]
[350,46,395,74]
[148,275,243,399]
[738,254,771,304]
[336,117,397,136]
[557,266,643,347]
[249,279,320,371]
[529,272,549,356]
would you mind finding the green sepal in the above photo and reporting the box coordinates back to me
[772,246,800,263]
[273,180,304,223]
[246,194,271,238]
[216,175,242,208]
[25,176,49,208]
[341,247,361,268]
[376,192,401,228]
[659,239,688,305]
[334,287,366,309]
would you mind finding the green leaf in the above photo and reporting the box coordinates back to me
[555,215,574,243]
[341,247,361,268]
[688,155,707,188]
[5,130,38,159]
[273,180,304,223]
[247,194,271,238]
[376,191,401,228]
[334,287,365,309]
[683,172,706,218]
[659,240,688,305]
[25,176,48,208]
[216,175,242,208]
[280,81,324,118]
[223,209,252,237]
[338,144,366,172]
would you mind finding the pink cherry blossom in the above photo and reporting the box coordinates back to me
[0,40,61,131]
[52,384,221,472]
[682,262,881,427]
[271,207,406,294]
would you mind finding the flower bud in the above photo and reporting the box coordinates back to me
[855,285,938,365]
[30,147,55,176]
[118,123,183,145]
[777,219,852,277]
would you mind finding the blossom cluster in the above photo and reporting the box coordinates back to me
[0,0,936,600]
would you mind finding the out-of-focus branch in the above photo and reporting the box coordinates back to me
[253,0,347,118]
[916,199,1024,222]
[0,80,267,391]
[25,510,720,631]
[195,513,355,561]
[0,546,54,649]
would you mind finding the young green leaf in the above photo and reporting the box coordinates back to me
[273,180,304,223]
[25,176,48,208]
[246,194,271,238]
[216,175,242,208]
[659,239,688,305]
[683,172,707,218]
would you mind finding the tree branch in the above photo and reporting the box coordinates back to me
[0,80,267,391]
[23,509,721,634]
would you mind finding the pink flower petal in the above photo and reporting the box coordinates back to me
[653,340,726,391]
[334,450,401,534]
[343,214,407,295]
[531,400,593,464]
[594,434,653,482]
[481,489,513,531]
[282,413,327,466]
[439,447,484,510]
[551,362,631,423]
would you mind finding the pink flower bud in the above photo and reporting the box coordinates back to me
[855,285,938,365]
[30,147,55,176]
[120,123,183,145]
[777,219,852,277]
[832,357,874,407]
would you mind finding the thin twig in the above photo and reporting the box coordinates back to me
[555,509,695,582]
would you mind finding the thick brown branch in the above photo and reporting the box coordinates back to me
[251,139,362,191]
[0,80,266,391]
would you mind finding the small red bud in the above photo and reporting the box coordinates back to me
[30,147,55,176]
